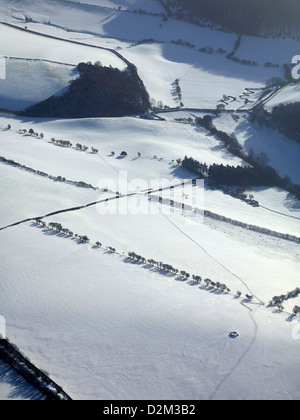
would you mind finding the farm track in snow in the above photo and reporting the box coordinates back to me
[208,302,259,400]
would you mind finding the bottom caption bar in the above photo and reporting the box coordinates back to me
[99,402,198,416]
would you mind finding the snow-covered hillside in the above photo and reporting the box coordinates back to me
[122,42,279,108]
[235,36,300,67]
[264,84,300,111]
[0,0,285,109]
[213,113,300,184]
[0,115,244,187]
[0,0,299,401]
[1,224,299,400]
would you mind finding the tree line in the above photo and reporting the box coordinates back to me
[161,0,300,38]
[269,287,300,314]
[187,114,300,201]
[34,220,257,303]
[270,102,300,143]
[182,155,300,201]
[150,187,300,244]
[195,115,248,162]
[202,208,300,244]
[0,156,97,190]
[33,217,300,317]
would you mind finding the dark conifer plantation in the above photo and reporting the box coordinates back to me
[21,63,150,118]
[270,102,300,142]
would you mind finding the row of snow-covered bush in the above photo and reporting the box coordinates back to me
[0,155,97,190]
[17,127,136,159]
[148,193,300,244]
[203,208,300,244]
[268,288,300,314]
[18,128,99,154]
[127,251,237,294]
[35,219,256,303]
[35,220,115,252]
[34,219,300,316]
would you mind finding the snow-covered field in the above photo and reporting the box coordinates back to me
[63,0,166,13]
[0,115,244,191]
[0,162,100,228]
[43,194,300,306]
[0,0,236,49]
[235,35,300,66]
[0,0,284,109]
[1,112,299,399]
[1,224,299,400]
[122,43,279,108]
[0,24,126,69]
[160,183,300,236]
[0,0,300,401]
[0,22,126,110]
[0,59,77,110]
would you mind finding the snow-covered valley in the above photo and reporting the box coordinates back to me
[0,0,299,401]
